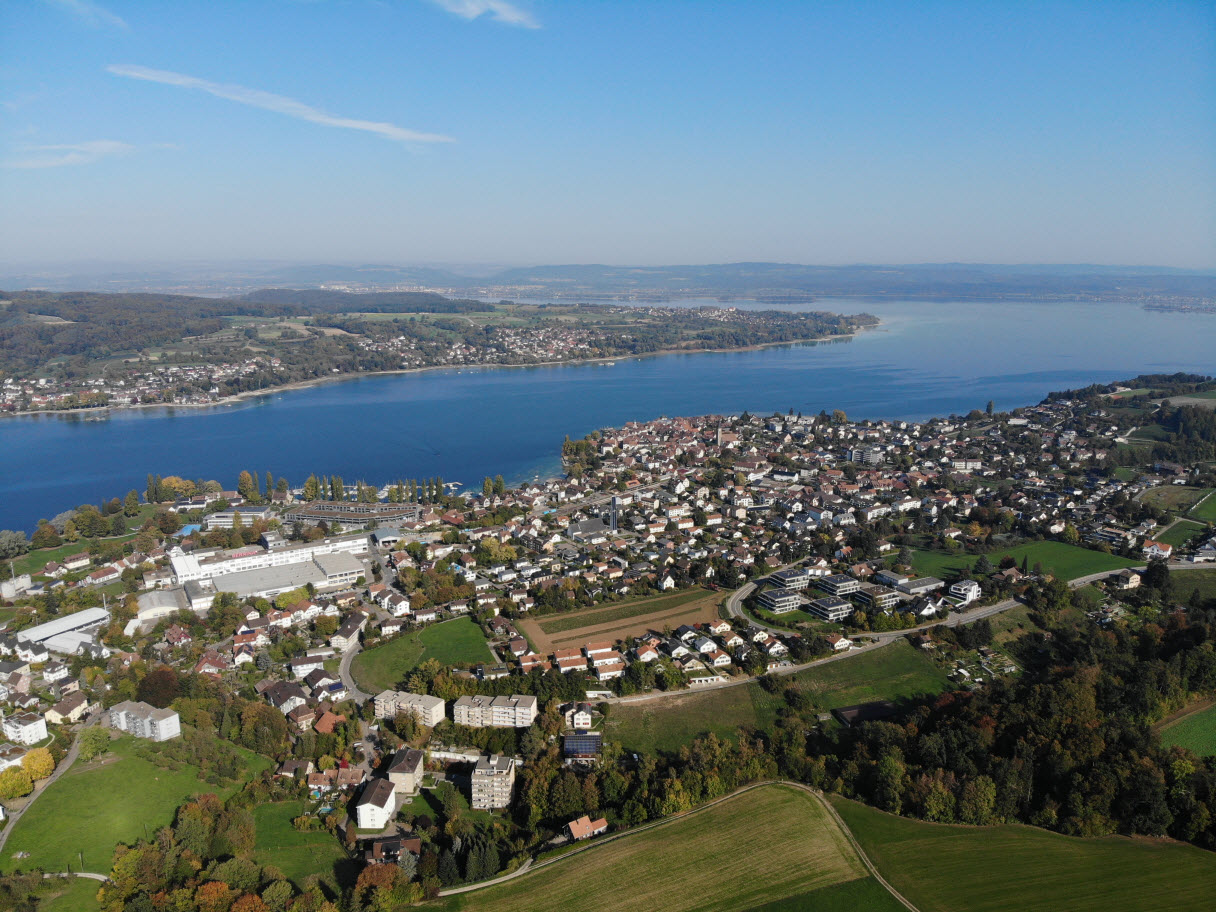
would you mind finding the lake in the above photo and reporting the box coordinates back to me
[0,298,1211,531]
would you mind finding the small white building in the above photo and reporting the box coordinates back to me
[356,778,397,829]
[949,579,982,605]
[1,712,47,745]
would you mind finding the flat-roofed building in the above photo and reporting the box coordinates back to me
[770,568,811,590]
[758,587,802,614]
[452,694,538,728]
[110,700,181,741]
[372,691,446,727]
[855,585,900,612]
[817,574,861,597]
[807,596,853,622]
[471,754,515,810]
[898,577,945,596]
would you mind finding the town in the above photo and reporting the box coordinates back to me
[1,373,1215,909]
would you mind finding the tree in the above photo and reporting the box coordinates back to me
[78,727,111,761]
[111,512,127,536]
[124,489,142,516]
[986,400,995,416]
[31,520,61,550]
[304,474,321,502]
[237,470,257,502]
[832,409,848,424]
[493,475,505,496]
[21,747,54,780]
[0,766,33,800]
[137,665,180,708]
[0,530,29,560]
[483,477,493,497]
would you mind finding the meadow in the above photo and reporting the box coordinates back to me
[2,735,270,875]
[352,617,493,692]
[605,640,950,754]
[251,801,349,891]
[1157,519,1206,549]
[436,783,902,912]
[1140,485,1211,513]
[833,797,1216,912]
[1159,702,1216,758]
[909,541,1139,582]
[1189,490,1216,522]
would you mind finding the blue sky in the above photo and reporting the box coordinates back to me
[1,0,1213,268]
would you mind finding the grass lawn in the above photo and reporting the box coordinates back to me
[1140,486,1210,513]
[1157,519,1206,549]
[604,684,765,755]
[352,617,492,692]
[1189,490,1216,522]
[1171,568,1216,606]
[1129,424,1171,442]
[1160,703,1216,757]
[2,735,271,875]
[538,589,709,635]
[252,801,349,891]
[781,639,952,711]
[36,877,103,912]
[909,541,1139,583]
[437,784,893,912]
[606,641,950,754]
[832,796,1216,912]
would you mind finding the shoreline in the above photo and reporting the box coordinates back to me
[0,324,876,420]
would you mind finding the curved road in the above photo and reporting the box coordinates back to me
[614,561,1201,707]
[339,639,373,703]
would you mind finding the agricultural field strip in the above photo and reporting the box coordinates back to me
[437,783,880,912]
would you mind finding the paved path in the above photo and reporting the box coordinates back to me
[0,717,96,861]
[43,871,109,883]
[339,639,373,703]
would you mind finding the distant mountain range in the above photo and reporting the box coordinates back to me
[2,261,1213,300]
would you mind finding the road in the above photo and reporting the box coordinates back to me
[0,717,97,863]
[615,562,1188,707]
[339,639,373,703]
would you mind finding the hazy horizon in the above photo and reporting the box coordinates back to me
[2,1,1214,269]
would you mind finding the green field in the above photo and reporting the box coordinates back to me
[1141,486,1210,513]
[352,617,493,692]
[833,797,1216,912]
[1160,703,1216,757]
[538,589,710,635]
[606,640,950,754]
[252,801,348,891]
[781,639,952,710]
[1190,490,1216,522]
[1157,519,1206,549]
[437,784,902,912]
[604,684,771,755]
[910,541,1139,582]
[2,736,271,875]
[36,877,103,912]
[1171,568,1216,605]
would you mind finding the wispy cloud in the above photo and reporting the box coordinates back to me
[107,64,455,144]
[426,0,540,29]
[3,139,133,169]
[41,0,128,30]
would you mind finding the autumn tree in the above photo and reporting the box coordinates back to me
[21,747,54,780]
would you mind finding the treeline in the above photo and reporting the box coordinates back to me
[242,288,490,313]
[776,578,1216,850]
[0,290,290,376]
[1045,372,1213,402]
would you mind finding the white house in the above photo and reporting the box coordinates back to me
[2,712,47,745]
[949,579,982,605]
[356,778,397,829]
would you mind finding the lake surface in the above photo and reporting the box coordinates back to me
[0,299,1211,531]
